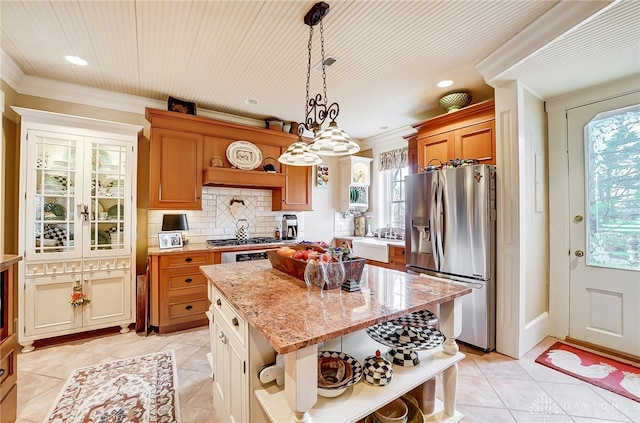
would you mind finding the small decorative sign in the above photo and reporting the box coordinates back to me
[317,164,329,188]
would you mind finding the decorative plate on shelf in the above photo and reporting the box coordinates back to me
[366,321,444,351]
[226,141,262,170]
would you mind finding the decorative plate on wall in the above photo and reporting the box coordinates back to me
[226,141,262,170]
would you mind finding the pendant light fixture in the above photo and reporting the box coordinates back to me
[278,2,359,166]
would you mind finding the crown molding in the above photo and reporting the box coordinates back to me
[476,0,614,87]
[1,49,264,128]
[1,50,24,89]
[361,125,416,149]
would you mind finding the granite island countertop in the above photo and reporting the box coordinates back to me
[200,260,471,355]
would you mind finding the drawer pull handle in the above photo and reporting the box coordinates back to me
[232,317,239,327]
[185,278,193,283]
[185,305,193,310]
[216,299,222,306]
[185,257,193,262]
[0,368,4,377]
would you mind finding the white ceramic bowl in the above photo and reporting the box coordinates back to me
[317,385,348,398]
[374,398,408,423]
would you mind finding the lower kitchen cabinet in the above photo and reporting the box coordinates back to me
[1,256,21,423]
[149,250,213,333]
[389,245,407,271]
[19,262,133,353]
[209,287,248,423]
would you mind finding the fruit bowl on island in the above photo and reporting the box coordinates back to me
[267,244,365,289]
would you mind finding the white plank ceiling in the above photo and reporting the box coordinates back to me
[2,0,639,139]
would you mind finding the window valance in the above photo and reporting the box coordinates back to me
[378,147,408,171]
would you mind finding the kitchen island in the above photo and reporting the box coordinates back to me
[200,260,471,422]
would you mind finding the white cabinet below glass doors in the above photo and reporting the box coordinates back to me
[21,267,133,352]
[24,130,132,259]
[13,107,142,352]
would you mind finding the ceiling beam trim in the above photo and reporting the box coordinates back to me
[476,0,615,89]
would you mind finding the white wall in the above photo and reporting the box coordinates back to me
[494,80,549,359]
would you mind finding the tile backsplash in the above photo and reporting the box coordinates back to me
[147,186,304,245]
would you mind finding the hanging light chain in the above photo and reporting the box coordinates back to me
[319,20,328,104]
[305,25,314,131]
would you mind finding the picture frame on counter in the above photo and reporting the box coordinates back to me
[158,232,183,249]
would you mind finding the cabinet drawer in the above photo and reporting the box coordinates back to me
[212,290,246,346]
[0,337,17,400]
[390,246,405,260]
[161,252,213,269]
[164,268,208,295]
[168,298,209,320]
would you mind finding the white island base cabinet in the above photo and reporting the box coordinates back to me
[254,329,464,423]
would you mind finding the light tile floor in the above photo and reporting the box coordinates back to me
[16,329,640,423]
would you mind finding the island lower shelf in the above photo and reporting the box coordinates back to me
[254,329,465,423]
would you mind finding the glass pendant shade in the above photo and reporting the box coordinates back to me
[278,139,323,166]
[306,121,360,156]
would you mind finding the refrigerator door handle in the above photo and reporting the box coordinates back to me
[435,177,445,269]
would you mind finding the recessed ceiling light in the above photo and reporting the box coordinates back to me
[437,80,454,88]
[244,98,258,105]
[65,55,88,66]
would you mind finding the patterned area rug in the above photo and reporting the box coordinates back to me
[535,342,640,403]
[45,350,181,422]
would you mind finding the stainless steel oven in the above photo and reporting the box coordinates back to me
[221,249,274,263]
[206,237,282,264]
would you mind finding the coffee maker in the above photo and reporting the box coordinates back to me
[281,214,298,240]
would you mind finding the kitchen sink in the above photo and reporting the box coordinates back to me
[352,238,389,263]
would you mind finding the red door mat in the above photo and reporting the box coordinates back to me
[535,342,640,402]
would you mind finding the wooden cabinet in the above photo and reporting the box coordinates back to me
[149,250,213,333]
[0,256,20,423]
[148,127,203,210]
[145,108,313,211]
[209,286,248,423]
[273,157,312,211]
[389,245,407,271]
[414,99,495,169]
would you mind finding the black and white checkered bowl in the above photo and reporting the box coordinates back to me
[317,351,362,390]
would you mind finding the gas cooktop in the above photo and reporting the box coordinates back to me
[205,237,283,248]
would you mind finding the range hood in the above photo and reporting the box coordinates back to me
[203,167,286,189]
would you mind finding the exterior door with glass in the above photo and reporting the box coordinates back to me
[567,92,640,356]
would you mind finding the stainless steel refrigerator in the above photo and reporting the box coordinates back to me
[405,164,496,351]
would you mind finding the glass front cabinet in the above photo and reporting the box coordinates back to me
[13,107,142,352]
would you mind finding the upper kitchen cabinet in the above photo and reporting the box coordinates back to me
[340,156,373,211]
[148,128,203,210]
[145,108,313,211]
[413,99,495,170]
[272,149,312,211]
